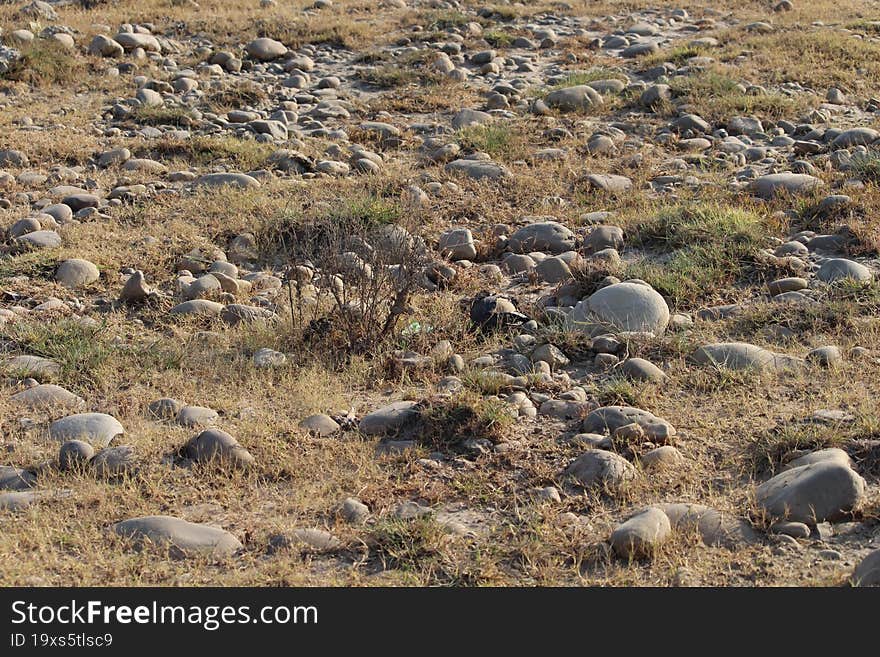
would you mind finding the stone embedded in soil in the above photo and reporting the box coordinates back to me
[299,414,341,436]
[10,384,85,411]
[184,429,254,468]
[610,507,672,558]
[564,450,637,491]
[175,405,219,428]
[358,400,419,436]
[0,465,36,491]
[113,515,242,558]
[59,440,95,470]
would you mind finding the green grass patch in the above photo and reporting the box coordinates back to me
[626,204,777,308]
[669,70,800,120]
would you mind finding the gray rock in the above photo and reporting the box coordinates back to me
[113,516,241,557]
[58,440,95,470]
[658,503,758,548]
[195,173,260,189]
[691,343,792,371]
[545,85,603,111]
[445,159,510,180]
[756,461,866,523]
[782,447,851,471]
[184,429,254,468]
[750,173,823,199]
[571,282,669,334]
[508,221,575,254]
[611,507,671,558]
[831,127,879,149]
[175,405,218,428]
[621,357,666,382]
[2,355,61,378]
[148,398,184,420]
[245,37,287,61]
[439,228,477,261]
[0,465,35,491]
[49,413,124,447]
[565,450,637,491]
[338,497,369,524]
[91,445,137,478]
[359,400,419,435]
[10,384,85,411]
[816,258,872,283]
[299,414,340,436]
[169,300,225,317]
[852,549,880,586]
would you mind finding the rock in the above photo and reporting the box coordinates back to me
[169,300,225,317]
[750,173,823,199]
[831,127,879,149]
[2,355,61,378]
[438,228,477,261]
[451,108,491,129]
[806,345,842,367]
[445,159,510,180]
[114,32,161,52]
[49,413,124,447]
[691,343,791,371]
[120,270,152,303]
[658,503,757,548]
[253,347,286,368]
[359,400,419,435]
[148,398,184,420]
[338,497,369,524]
[268,528,341,553]
[194,173,260,189]
[610,507,671,558]
[0,491,43,512]
[816,258,872,283]
[89,35,124,57]
[545,85,603,111]
[175,405,218,428]
[55,259,100,288]
[17,230,62,249]
[621,358,666,382]
[585,173,633,193]
[582,406,675,440]
[299,414,340,436]
[113,516,241,557]
[10,384,85,411]
[184,429,254,468]
[508,221,575,254]
[220,304,276,326]
[640,445,683,470]
[781,448,851,472]
[246,38,287,61]
[58,440,95,470]
[583,225,624,253]
[769,521,811,539]
[852,549,880,586]
[91,445,137,478]
[0,465,35,491]
[564,450,637,491]
[571,282,669,334]
[756,461,866,524]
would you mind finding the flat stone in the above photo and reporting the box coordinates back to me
[2,355,61,377]
[298,414,340,436]
[10,384,85,411]
[816,258,872,283]
[113,515,242,557]
[175,405,218,428]
[750,173,823,199]
[0,465,35,491]
[359,400,419,436]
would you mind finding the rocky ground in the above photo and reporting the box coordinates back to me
[1,0,880,587]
